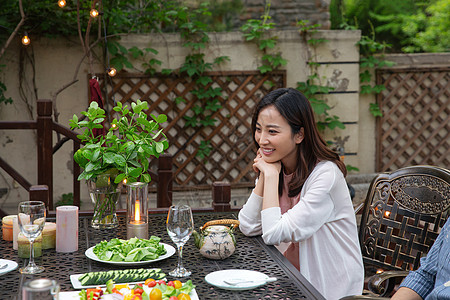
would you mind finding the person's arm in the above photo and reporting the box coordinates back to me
[260,162,336,245]
[238,191,264,236]
[252,151,281,210]
[392,218,450,299]
[253,172,264,197]
[262,170,279,210]
[390,287,423,300]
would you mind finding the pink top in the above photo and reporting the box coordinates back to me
[279,172,300,270]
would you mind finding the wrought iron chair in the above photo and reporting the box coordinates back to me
[342,165,450,299]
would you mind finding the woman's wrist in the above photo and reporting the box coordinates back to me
[263,170,279,180]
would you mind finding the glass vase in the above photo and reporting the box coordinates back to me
[87,173,122,229]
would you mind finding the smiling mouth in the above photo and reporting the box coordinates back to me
[261,148,275,155]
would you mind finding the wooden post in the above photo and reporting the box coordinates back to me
[157,154,173,207]
[37,100,53,210]
[212,181,231,212]
[29,185,49,207]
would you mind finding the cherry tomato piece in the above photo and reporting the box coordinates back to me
[173,280,182,289]
[167,281,175,287]
[157,280,166,285]
[169,297,178,300]
[133,287,144,295]
[178,293,191,300]
[150,288,163,300]
[144,279,155,285]
[147,281,157,288]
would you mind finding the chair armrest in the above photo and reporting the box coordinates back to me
[368,270,410,296]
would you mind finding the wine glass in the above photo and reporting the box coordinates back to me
[166,205,194,277]
[18,201,46,274]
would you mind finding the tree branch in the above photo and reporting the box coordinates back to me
[0,0,26,59]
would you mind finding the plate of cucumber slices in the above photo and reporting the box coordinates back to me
[70,268,166,288]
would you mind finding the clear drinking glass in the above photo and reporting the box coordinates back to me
[18,201,46,274]
[166,205,194,277]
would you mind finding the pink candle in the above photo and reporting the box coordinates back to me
[56,206,78,252]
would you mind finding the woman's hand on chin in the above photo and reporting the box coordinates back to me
[254,150,281,176]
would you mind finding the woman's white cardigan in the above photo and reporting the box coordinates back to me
[238,161,364,300]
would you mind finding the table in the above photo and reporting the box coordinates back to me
[0,212,325,299]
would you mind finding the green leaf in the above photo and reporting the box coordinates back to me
[141,173,151,183]
[114,173,126,184]
[114,154,126,166]
[156,114,167,123]
[103,152,115,164]
[360,70,372,83]
[129,167,143,178]
[369,103,383,117]
[155,142,164,153]
[258,64,272,74]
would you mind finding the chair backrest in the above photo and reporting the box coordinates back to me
[359,165,450,272]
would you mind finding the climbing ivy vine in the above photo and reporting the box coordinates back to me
[296,20,345,132]
[240,2,287,75]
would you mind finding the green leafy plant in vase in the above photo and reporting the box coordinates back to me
[69,100,168,228]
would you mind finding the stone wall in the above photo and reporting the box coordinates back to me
[241,0,331,29]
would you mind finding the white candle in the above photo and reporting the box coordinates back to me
[56,206,78,252]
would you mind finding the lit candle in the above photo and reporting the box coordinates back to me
[126,182,148,239]
[56,206,78,252]
[134,199,141,223]
[2,215,16,241]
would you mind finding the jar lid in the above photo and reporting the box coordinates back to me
[2,215,17,225]
[43,222,56,235]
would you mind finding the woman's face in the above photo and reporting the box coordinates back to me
[254,105,303,172]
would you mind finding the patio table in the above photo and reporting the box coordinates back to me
[0,211,325,299]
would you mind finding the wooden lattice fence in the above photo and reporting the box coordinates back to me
[95,70,286,190]
[376,66,450,172]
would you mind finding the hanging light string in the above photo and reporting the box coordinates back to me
[58,0,66,8]
[102,10,117,109]
[22,32,30,45]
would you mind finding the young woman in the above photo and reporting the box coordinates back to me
[239,88,364,300]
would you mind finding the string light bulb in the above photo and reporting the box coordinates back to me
[107,67,117,77]
[57,0,66,8]
[22,33,30,46]
[90,9,99,18]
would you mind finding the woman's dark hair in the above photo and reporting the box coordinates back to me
[251,88,347,197]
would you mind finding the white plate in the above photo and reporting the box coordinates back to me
[0,259,18,276]
[205,269,273,291]
[85,243,176,266]
[58,291,80,300]
[60,286,200,300]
